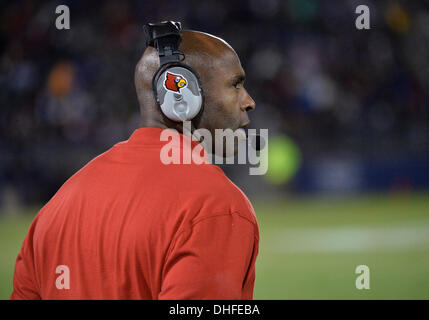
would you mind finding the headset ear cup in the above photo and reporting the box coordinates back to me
[153,64,203,122]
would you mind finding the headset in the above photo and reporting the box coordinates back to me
[143,21,204,123]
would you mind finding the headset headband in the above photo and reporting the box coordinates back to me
[143,21,182,65]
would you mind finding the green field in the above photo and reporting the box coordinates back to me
[1,193,428,299]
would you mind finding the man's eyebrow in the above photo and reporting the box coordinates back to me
[231,73,246,83]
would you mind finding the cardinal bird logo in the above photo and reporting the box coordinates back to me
[164,72,187,93]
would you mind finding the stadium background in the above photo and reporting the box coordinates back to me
[1,0,428,299]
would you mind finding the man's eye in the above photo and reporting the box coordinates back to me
[233,82,241,89]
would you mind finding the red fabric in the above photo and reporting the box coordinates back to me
[11,127,259,300]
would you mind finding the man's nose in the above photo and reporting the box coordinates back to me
[241,89,256,112]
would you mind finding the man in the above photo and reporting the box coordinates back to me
[11,25,258,300]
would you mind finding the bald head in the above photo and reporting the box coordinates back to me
[134,30,240,128]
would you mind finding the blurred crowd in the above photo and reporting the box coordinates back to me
[1,0,429,206]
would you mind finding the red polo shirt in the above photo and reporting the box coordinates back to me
[11,127,259,300]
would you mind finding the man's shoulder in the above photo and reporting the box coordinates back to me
[43,146,118,200]
[181,163,238,194]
